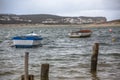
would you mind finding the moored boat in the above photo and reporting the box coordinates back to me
[68,30,92,38]
[12,32,43,48]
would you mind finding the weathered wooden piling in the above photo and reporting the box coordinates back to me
[21,75,34,80]
[91,43,99,73]
[21,52,34,80]
[41,64,49,80]
[25,52,29,80]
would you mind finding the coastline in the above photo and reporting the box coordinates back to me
[0,23,120,28]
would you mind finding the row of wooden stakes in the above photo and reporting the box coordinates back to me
[21,43,99,80]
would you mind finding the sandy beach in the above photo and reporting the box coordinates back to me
[0,23,120,28]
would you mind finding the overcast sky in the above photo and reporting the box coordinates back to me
[0,0,120,21]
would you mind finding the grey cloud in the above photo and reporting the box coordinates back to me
[0,0,4,10]
[103,0,120,10]
[0,0,12,13]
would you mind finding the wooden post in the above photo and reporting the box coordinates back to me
[21,52,34,80]
[25,52,29,80]
[91,43,99,73]
[41,64,49,80]
[21,75,34,80]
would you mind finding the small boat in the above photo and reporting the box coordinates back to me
[12,32,43,48]
[68,30,92,38]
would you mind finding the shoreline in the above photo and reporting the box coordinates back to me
[0,23,120,28]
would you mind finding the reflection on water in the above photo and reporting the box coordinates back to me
[0,26,120,80]
[91,72,100,80]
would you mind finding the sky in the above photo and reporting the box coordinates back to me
[0,0,120,21]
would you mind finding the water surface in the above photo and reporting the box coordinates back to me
[0,26,120,80]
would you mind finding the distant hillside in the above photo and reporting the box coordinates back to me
[0,14,107,24]
[107,19,120,24]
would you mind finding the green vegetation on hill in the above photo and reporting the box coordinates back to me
[0,14,107,24]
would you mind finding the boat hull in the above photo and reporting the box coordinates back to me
[12,34,43,48]
[68,32,91,38]
[12,40,42,48]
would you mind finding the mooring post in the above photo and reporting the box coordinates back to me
[41,64,49,80]
[21,75,34,80]
[21,52,34,80]
[91,43,99,73]
[25,52,29,80]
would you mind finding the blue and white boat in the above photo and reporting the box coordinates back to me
[12,32,43,48]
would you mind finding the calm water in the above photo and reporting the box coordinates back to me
[0,26,120,80]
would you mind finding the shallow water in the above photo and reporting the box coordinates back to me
[0,26,120,80]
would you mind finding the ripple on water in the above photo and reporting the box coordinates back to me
[0,27,120,80]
